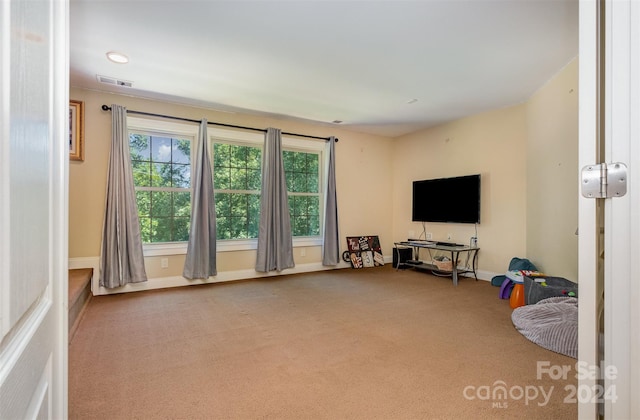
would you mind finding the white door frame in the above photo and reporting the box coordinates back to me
[578,0,640,418]
[603,0,640,417]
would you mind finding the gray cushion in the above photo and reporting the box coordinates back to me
[511,296,578,358]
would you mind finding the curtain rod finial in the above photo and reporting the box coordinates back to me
[101,105,111,111]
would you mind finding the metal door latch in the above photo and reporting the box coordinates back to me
[581,162,627,198]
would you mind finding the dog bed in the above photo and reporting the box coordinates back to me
[511,296,578,358]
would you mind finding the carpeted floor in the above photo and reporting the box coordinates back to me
[69,266,578,419]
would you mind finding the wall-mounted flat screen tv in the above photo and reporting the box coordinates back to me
[412,174,481,224]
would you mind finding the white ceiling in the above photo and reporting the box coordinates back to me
[70,0,578,138]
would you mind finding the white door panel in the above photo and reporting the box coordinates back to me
[0,0,68,418]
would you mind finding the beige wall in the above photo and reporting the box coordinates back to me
[525,58,579,280]
[391,57,579,280]
[71,57,578,286]
[69,88,395,280]
[391,105,528,275]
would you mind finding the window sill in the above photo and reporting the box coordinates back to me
[143,237,323,257]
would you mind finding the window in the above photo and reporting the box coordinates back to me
[284,150,321,237]
[213,142,262,240]
[128,118,326,254]
[129,132,192,243]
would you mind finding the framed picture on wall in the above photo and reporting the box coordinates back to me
[69,99,84,161]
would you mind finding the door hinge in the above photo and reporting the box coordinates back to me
[581,162,627,198]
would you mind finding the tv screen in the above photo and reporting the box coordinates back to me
[412,174,481,224]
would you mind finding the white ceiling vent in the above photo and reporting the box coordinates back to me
[97,74,133,88]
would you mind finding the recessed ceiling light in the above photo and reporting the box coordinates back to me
[106,51,129,64]
[407,99,418,104]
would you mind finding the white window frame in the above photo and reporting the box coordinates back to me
[128,117,327,256]
[128,117,198,257]
[209,127,325,253]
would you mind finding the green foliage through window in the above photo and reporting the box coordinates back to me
[213,142,262,240]
[130,133,192,243]
[283,150,321,237]
[130,127,324,244]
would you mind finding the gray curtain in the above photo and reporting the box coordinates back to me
[100,104,147,288]
[322,136,339,265]
[183,119,217,279]
[255,127,295,272]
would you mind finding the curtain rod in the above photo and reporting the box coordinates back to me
[101,105,337,142]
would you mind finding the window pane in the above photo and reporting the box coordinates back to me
[139,217,151,243]
[216,216,231,240]
[248,216,259,238]
[151,191,172,217]
[293,215,308,236]
[174,217,190,242]
[248,194,260,238]
[173,192,191,218]
[230,167,247,190]
[231,145,246,167]
[172,139,190,164]
[231,217,248,238]
[289,195,300,216]
[136,191,150,216]
[309,215,320,236]
[293,152,306,172]
[151,136,172,163]
[130,129,192,244]
[215,193,231,218]
[230,194,247,217]
[214,167,231,190]
[172,163,190,188]
[247,147,261,169]
[293,175,306,193]
[212,141,263,241]
[308,172,319,193]
[307,154,319,174]
[285,172,295,192]
[152,163,172,187]
[283,149,321,237]
[132,161,151,187]
[213,143,230,167]
[247,169,261,191]
[288,196,295,216]
[152,218,172,242]
[307,196,319,215]
[130,134,150,161]
[283,151,295,170]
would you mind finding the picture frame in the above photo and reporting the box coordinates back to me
[69,100,84,161]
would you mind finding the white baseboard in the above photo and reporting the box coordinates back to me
[68,255,499,296]
[467,269,496,282]
[69,257,355,296]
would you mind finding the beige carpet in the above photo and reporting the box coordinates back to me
[69,266,577,419]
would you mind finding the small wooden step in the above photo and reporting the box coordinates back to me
[69,268,93,342]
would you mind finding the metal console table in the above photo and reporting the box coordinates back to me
[394,241,480,286]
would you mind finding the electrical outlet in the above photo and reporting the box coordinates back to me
[471,237,478,247]
[447,233,452,241]
[408,230,415,239]
[300,248,306,257]
[425,232,433,240]
[161,258,169,269]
